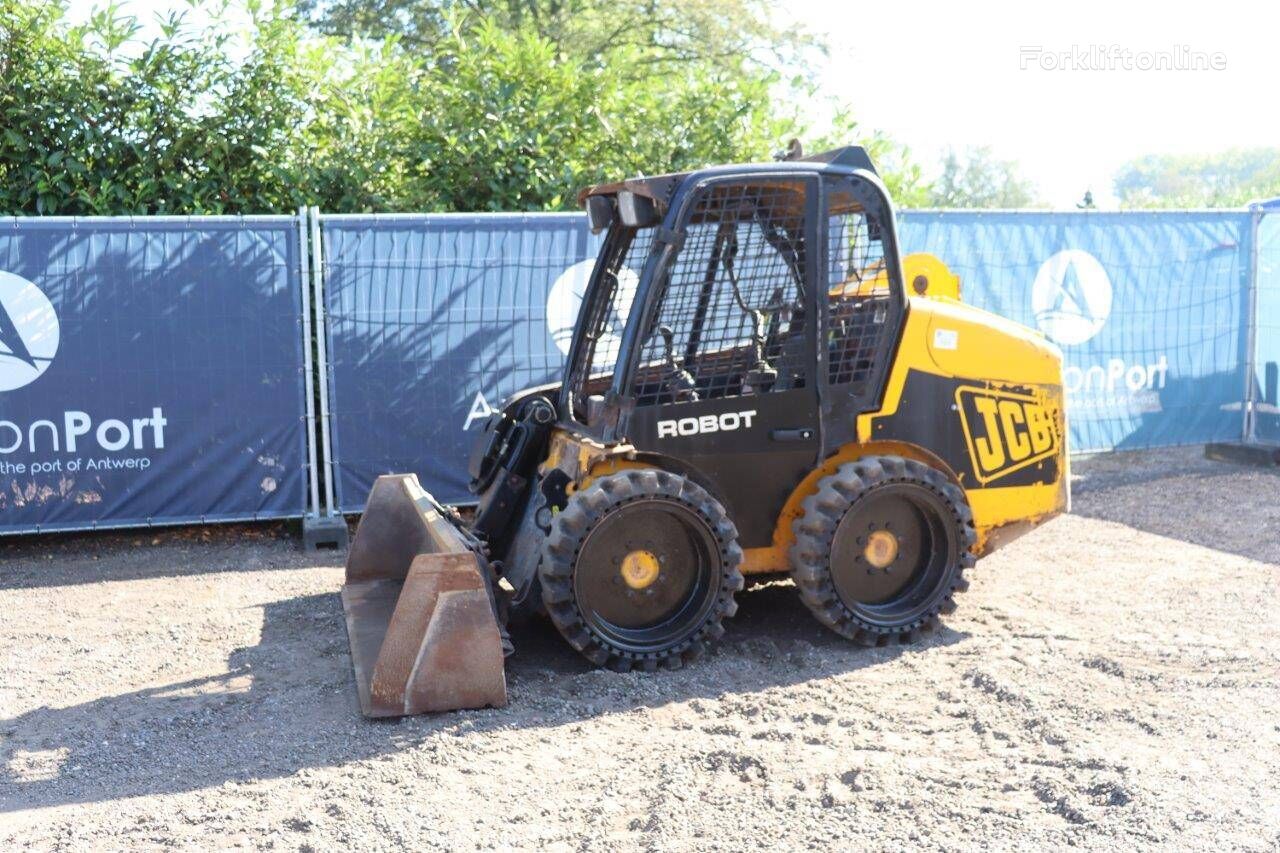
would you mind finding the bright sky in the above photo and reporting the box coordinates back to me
[783,0,1280,206]
[68,0,1280,208]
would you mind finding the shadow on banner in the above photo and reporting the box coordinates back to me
[0,217,309,533]
[319,214,600,510]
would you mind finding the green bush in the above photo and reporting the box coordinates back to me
[1115,149,1280,208]
[0,0,924,215]
[0,1,314,214]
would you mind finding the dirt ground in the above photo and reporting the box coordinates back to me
[1,446,1278,851]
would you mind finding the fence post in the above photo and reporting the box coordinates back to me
[1242,203,1262,443]
[297,206,321,521]
[301,206,349,550]
[310,206,340,521]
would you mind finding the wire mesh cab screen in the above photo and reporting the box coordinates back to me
[630,179,810,407]
[824,178,897,391]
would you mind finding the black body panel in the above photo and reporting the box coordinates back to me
[628,388,819,547]
[868,369,1061,489]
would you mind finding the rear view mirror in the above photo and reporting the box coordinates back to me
[585,195,615,234]
[617,190,660,228]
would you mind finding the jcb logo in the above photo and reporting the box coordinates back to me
[955,386,1059,484]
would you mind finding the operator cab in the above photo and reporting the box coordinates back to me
[561,146,907,545]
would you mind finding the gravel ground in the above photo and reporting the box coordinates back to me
[1,446,1278,851]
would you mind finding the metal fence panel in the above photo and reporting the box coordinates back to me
[319,214,600,510]
[898,211,1253,452]
[0,217,310,533]
[1254,210,1280,442]
[319,209,1257,512]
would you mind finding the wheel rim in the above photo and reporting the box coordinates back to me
[829,483,957,627]
[573,499,722,654]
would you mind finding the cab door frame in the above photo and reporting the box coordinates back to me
[617,171,824,547]
[816,169,910,452]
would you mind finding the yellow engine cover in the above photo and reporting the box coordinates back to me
[901,252,961,300]
[741,272,1067,574]
[856,296,1069,555]
[830,253,961,301]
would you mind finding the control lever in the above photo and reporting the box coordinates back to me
[657,325,699,402]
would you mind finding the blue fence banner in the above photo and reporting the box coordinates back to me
[1255,209,1280,442]
[0,216,309,533]
[319,209,1265,511]
[898,211,1254,451]
[319,214,600,510]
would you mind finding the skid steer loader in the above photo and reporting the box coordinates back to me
[340,145,1069,717]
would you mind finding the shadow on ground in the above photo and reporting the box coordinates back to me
[1068,447,1280,564]
[0,583,965,813]
[0,521,343,591]
[5,447,1274,816]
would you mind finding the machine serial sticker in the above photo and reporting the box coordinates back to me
[954,386,1058,484]
[933,328,959,350]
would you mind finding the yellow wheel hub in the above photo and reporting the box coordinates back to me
[620,549,661,590]
[863,530,899,569]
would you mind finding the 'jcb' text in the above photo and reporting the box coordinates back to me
[955,387,1058,484]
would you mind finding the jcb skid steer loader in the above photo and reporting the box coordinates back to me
[340,145,1069,717]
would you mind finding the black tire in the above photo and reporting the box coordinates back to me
[789,455,976,645]
[540,469,744,671]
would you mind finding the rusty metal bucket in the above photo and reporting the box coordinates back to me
[341,474,507,717]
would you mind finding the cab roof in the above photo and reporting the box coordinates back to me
[575,145,878,209]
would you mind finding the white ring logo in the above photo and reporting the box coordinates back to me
[546,259,639,356]
[0,271,59,391]
[1031,249,1112,346]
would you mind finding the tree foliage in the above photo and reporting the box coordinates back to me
[0,0,314,214]
[0,0,923,215]
[927,146,1039,209]
[298,0,818,77]
[1114,148,1280,208]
